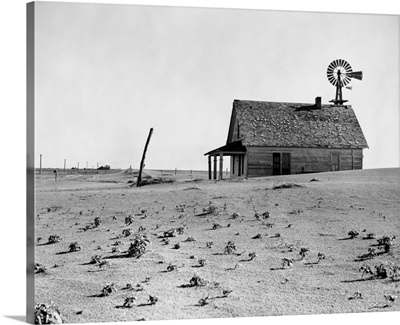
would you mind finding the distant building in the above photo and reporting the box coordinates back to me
[97,165,110,170]
[205,97,368,179]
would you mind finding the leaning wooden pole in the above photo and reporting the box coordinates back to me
[137,128,153,187]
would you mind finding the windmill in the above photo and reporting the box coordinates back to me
[327,59,363,105]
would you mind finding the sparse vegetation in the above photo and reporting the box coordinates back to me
[94,217,101,227]
[198,258,207,267]
[122,297,136,308]
[348,230,359,239]
[148,295,158,305]
[317,252,326,263]
[224,241,237,255]
[281,258,293,269]
[34,167,400,321]
[35,263,47,274]
[34,302,62,324]
[127,235,150,258]
[101,283,117,297]
[212,223,222,230]
[198,295,210,306]
[125,215,134,226]
[384,294,397,307]
[48,235,61,244]
[122,229,132,237]
[377,235,396,253]
[167,263,178,272]
[68,241,81,252]
[90,255,102,264]
[359,264,373,278]
[189,274,207,287]
[299,247,309,260]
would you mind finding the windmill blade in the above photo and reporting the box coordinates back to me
[327,75,337,86]
[346,86,353,90]
[342,76,351,86]
[328,60,338,71]
[347,71,363,80]
[342,61,352,73]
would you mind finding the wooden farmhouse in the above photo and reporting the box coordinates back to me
[204,97,369,179]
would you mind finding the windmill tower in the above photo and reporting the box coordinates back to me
[327,59,363,105]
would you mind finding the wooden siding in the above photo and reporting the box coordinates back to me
[246,147,363,177]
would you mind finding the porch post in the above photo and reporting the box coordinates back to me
[208,155,212,180]
[213,155,217,180]
[219,153,223,180]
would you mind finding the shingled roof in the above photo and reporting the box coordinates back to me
[228,100,369,149]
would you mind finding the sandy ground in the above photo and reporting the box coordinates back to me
[34,168,399,323]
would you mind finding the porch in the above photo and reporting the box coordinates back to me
[204,141,246,180]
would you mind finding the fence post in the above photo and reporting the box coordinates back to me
[137,128,154,187]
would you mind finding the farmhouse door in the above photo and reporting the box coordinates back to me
[282,153,291,175]
[331,153,340,171]
[273,153,280,175]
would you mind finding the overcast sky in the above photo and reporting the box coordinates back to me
[34,2,399,170]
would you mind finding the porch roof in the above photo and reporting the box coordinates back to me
[204,140,246,156]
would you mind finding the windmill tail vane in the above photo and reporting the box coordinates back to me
[327,59,363,105]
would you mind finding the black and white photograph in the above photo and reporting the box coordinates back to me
[1,1,400,325]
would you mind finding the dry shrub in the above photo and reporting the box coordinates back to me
[348,230,359,239]
[90,255,102,264]
[365,233,376,239]
[248,252,256,261]
[273,183,303,190]
[212,223,222,230]
[299,247,309,259]
[122,229,132,237]
[35,263,47,274]
[377,236,396,253]
[198,295,210,306]
[184,236,196,242]
[167,264,177,272]
[224,241,236,255]
[375,263,392,279]
[384,294,397,306]
[148,295,158,305]
[262,211,270,219]
[164,229,177,238]
[222,289,233,297]
[125,215,134,226]
[122,297,136,308]
[231,212,240,219]
[101,283,117,296]
[176,225,187,235]
[317,252,326,262]
[34,302,62,324]
[190,274,207,287]
[198,259,207,267]
[127,235,150,258]
[359,264,373,278]
[69,242,81,252]
[48,235,61,244]
[282,258,293,269]
[94,217,101,227]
